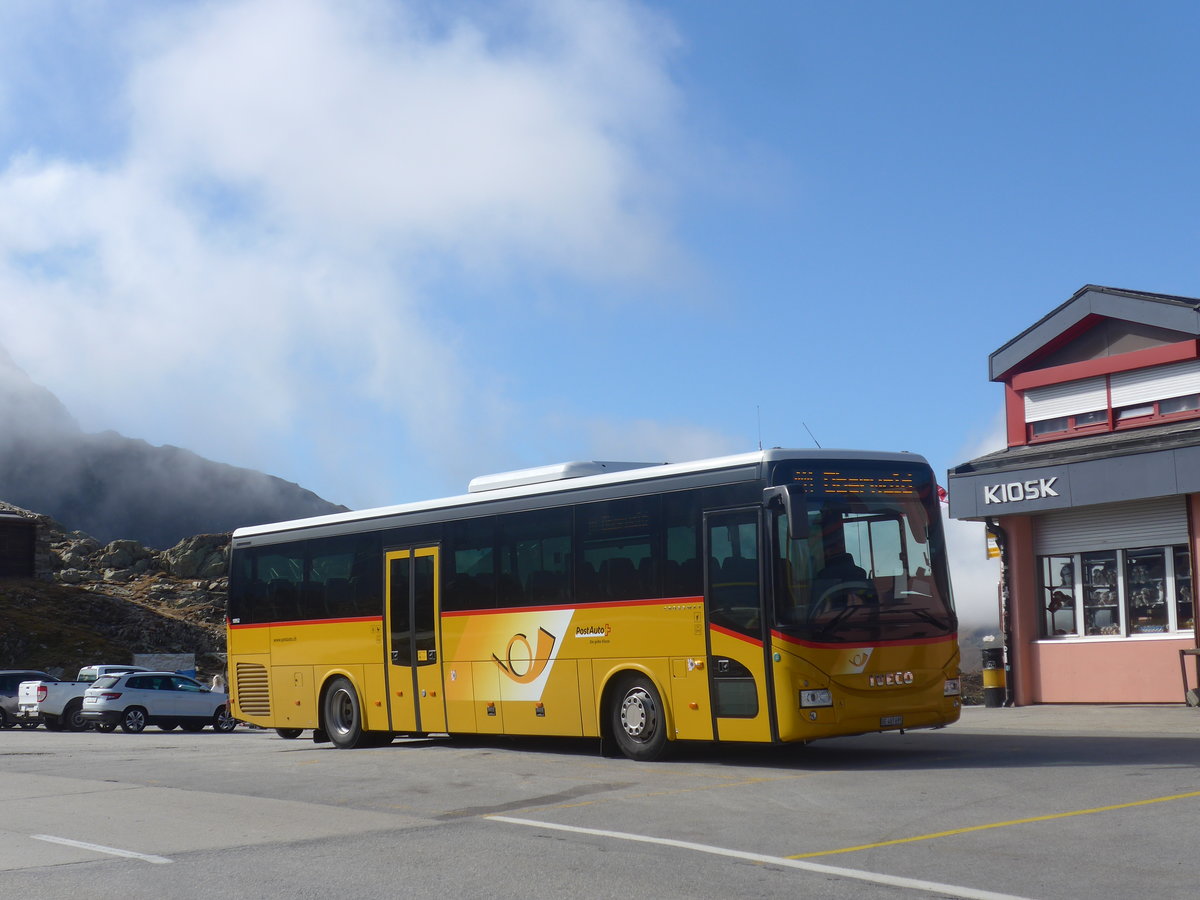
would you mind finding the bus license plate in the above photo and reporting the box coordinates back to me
[880,716,903,727]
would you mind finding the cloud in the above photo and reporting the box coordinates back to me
[0,0,703,506]
[944,411,1007,629]
[125,0,682,276]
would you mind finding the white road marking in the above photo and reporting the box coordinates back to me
[488,815,1037,900]
[31,834,173,864]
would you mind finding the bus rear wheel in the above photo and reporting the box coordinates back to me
[323,677,368,749]
[610,674,669,762]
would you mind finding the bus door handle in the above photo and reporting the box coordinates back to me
[716,658,731,674]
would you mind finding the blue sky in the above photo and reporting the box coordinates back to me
[2,0,1199,623]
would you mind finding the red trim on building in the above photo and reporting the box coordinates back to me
[1005,383,1027,447]
[1009,339,1199,391]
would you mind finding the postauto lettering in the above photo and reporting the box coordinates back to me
[983,477,1059,505]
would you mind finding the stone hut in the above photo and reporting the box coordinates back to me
[0,502,54,579]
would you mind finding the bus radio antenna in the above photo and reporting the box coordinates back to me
[803,422,822,448]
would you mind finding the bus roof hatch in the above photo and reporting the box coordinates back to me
[468,460,663,493]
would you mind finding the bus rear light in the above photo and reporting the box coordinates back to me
[799,689,833,708]
[943,678,961,697]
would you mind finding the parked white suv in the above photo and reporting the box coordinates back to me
[16,664,150,730]
[82,672,237,734]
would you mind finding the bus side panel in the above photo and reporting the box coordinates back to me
[268,619,384,667]
[708,628,772,743]
[361,663,390,732]
[228,624,271,655]
[440,612,478,733]
[577,660,598,738]
[441,603,708,740]
[443,661,477,733]
[270,665,318,730]
[471,662,505,733]
[669,657,714,741]
[499,652,583,736]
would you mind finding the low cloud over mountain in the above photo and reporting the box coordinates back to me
[1,346,345,547]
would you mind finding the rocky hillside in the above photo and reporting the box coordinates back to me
[0,345,347,548]
[0,502,228,677]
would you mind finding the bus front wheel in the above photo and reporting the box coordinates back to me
[323,677,366,749]
[610,674,669,762]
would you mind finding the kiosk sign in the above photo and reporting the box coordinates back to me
[983,477,1059,505]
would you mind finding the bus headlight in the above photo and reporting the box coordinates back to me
[800,689,833,708]
[943,678,961,697]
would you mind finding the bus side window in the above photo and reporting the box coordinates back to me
[707,513,761,635]
[497,508,571,609]
[445,517,498,612]
[664,492,701,598]
[576,495,659,603]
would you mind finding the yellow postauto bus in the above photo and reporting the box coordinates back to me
[227,449,961,760]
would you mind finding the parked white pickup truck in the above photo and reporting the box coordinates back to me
[16,665,151,731]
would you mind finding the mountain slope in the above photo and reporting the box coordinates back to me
[0,346,346,547]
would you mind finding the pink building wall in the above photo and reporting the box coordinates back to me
[1027,637,1192,703]
[999,511,1198,704]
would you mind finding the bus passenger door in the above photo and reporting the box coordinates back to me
[705,509,774,743]
[385,547,447,734]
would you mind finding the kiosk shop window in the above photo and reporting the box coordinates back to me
[1039,555,1078,636]
[1038,545,1194,638]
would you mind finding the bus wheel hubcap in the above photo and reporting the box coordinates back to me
[621,689,653,739]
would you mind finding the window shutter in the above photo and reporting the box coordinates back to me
[1110,359,1200,408]
[1023,377,1107,424]
[1034,497,1187,555]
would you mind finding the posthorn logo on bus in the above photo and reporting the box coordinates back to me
[493,627,557,684]
[982,477,1058,505]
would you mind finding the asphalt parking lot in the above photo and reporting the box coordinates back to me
[1,705,1197,900]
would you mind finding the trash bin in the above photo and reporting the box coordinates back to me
[982,646,1006,708]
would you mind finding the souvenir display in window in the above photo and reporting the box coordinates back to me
[1039,556,1077,637]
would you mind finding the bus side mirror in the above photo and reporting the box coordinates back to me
[763,487,808,540]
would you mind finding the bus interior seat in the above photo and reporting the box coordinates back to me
[527,570,564,604]
[324,577,354,616]
[576,561,600,602]
[638,558,656,595]
[599,557,639,600]
[496,573,524,607]
[720,556,758,585]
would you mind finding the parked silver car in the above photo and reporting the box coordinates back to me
[82,672,237,734]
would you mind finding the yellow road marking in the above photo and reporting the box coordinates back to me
[789,789,1200,859]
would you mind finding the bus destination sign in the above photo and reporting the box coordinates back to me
[790,469,919,496]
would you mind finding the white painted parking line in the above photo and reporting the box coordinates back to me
[489,816,1037,900]
[31,834,173,865]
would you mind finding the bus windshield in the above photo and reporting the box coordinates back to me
[772,490,956,644]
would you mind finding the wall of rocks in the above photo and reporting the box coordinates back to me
[0,500,229,629]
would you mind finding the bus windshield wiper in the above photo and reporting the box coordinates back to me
[810,604,863,637]
[881,603,948,629]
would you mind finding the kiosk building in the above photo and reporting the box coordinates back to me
[950,285,1200,704]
